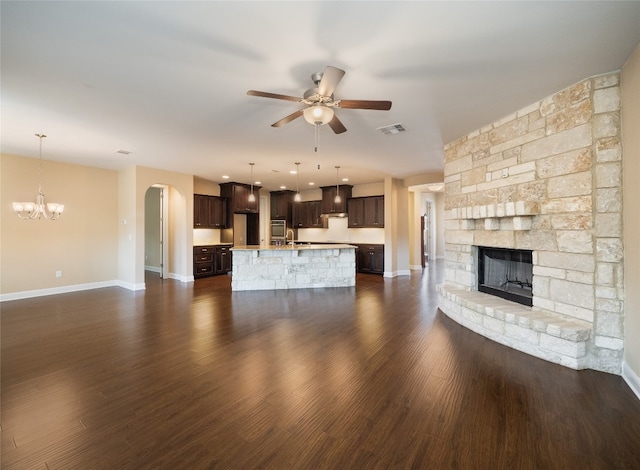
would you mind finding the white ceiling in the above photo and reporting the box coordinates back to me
[2,1,639,191]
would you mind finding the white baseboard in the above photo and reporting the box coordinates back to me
[116,280,146,291]
[383,269,411,278]
[166,272,194,283]
[0,280,120,302]
[409,264,423,270]
[622,361,640,401]
[145,265,162,273]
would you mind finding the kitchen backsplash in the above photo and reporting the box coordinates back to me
[298,217,385,244]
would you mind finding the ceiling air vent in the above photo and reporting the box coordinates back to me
[377,123,406,135]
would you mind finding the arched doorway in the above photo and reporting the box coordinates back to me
[144,185,169,279]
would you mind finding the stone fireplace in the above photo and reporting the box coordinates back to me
[437,73,624,373]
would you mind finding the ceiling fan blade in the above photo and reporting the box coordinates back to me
[271,109,304,127]
[247,90,302,102]
[328,115,347,134]
[318,66,345,97]
[337,99,392,110]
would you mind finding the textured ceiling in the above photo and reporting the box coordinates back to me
[2,1,639,190]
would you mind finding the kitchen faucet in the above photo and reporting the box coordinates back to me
[286,229,295,245]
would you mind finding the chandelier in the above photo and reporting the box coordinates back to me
[13,134,64,220]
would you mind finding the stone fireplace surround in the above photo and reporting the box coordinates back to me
[437,73,624,373]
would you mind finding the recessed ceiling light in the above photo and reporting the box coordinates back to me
[255,181,261,185]
[342,177,349,182]
[222,175,230,179]
[308,182,315,186]
[280,185,286,189]
[116,149,132,155]
[289,170,297,174]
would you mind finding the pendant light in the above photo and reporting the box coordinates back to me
[334,166,341,204]
[248,163,256,202]
[294,162,301,202]
[13,134,64,220]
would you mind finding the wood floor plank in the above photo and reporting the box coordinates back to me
[2,262,640,469]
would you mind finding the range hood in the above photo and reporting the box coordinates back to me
[321,212,347,218]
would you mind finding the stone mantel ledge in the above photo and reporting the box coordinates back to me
[448,201,539,220]
[447,201,539,231]
[437,285,592,369]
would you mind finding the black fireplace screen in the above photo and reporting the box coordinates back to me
[478,247,533,306]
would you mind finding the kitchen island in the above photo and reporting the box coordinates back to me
[231,244,356,291]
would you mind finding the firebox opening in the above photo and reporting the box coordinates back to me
[477,246,533,307]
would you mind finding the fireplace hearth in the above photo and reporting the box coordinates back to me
[477,247,533,306]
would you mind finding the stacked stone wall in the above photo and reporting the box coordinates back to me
[440,73,624,373]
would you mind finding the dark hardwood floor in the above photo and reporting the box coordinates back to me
[2,261,640,469]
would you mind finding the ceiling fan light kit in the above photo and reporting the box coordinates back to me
[303,104,334,126]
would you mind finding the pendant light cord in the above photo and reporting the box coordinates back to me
[36,134,45,195]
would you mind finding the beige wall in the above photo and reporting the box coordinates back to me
[0,159,195,295]
[193,176,221,196]
[133,166,194,285]
[622,44,640,387]
[384,177,411,276]
[352,182,384,197]
[1,154,119,297]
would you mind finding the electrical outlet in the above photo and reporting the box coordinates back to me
[55,270,62,278]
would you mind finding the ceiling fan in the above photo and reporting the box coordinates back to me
[247,66,392,135]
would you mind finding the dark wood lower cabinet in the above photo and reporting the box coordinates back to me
[356,244,384,274]
[194,245,232,278]
[214,245,232,275]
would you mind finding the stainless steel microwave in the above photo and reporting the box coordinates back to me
[270,220,287,239]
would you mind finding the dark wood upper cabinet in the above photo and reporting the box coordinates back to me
[220,182,260,214]
[321,185,352,214]
[270,190,295,222]
[347,198,365,227]
[292,200,324,228]
[363,196,384,227]
[194,194,209,228]
[348,196,384,228]
[194,194,227,228]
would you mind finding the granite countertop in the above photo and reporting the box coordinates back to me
[231,243,356,251]
[194,243,233,247]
